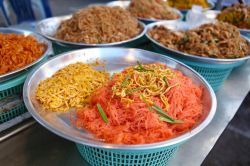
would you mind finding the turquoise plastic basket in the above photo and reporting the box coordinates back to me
[76,143,180,166]
[176,59,245,91]
[0,73,28,100]
[0,72,29,123]
[0,103,27,124]
[151,46,246,91]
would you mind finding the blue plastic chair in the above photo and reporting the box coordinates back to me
[0,0,52,25]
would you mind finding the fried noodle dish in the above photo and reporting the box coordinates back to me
[36,63,109,112]
[217,4,250,29]
[0,34,46,75]
[167,0,210,10]
[75,63,203,144]
[149,22,250,58]
[55,6,142,44]
[128,0,180,20]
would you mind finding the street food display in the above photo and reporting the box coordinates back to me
[148,22,250,58]
[55,6,142,44]
[128,0,181,20]
[0,34,46,75]
[167,0,210,10]
[217,4,250,30]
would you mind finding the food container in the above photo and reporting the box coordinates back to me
[0,28,52,83]
[146,21,250,91]
[23,48,216,166]
[36,15,147,53]
[202,10,250,35]
[107,0,183,24]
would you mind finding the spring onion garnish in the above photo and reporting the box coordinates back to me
[141,95,153,111]
[152,104,184,124]
[134,61,154,72]
[159,116,184,124]
[97,103,109,123]
[163,76,169,86]
[121,75,130,88]
[126,87,144,94]
[151,104,175,122]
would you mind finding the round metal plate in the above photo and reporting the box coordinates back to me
[36,15,146,48]
[23,47,216,150]
[146,21,250,64]
[0,28,52,82]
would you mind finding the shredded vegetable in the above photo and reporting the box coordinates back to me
[76,63,203,144]
[0,33,46,75]
[36,62,109,112]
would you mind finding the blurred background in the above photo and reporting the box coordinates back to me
[1,0,250,27]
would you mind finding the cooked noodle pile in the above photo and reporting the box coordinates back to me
[55,6,142,44]
[36,63,109,112]
[217,4,250,29]
[76,63,203,144]
[0,33,46,75]
[149,22,250,58]
[128,0,180,20]
[167,0,209,10]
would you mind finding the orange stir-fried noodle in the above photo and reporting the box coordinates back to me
[75,63,203,144]
[0,33,46,75]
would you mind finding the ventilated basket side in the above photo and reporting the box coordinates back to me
[0,73,28,123]
[151,45,246,91]
[76,143,181,166]
[0,84,23,100]
[178,60,245,91]
[0,103,27,124]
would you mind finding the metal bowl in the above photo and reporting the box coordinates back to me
[106,1,183,24]
[36,15,146,48]
[203,10,250,34]
[0,28,52,83]
[146,21,250,64]
[23,47,216,150]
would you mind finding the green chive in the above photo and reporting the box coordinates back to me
[126,87,144,94]
[141,95,153,111]
[163,76,169,86]
[134,61,154,72]
[151,104,175,122]
[159,116,184,124]
[97,103,108,123]
[120,75,130,88]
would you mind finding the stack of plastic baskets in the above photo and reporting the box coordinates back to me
[0,73,28,123]
[76,143,180,166]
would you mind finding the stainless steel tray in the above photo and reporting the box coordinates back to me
[36,15,146,48]
[23,47,216,150]
[0,28,52,83]
[146,21,250,64]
